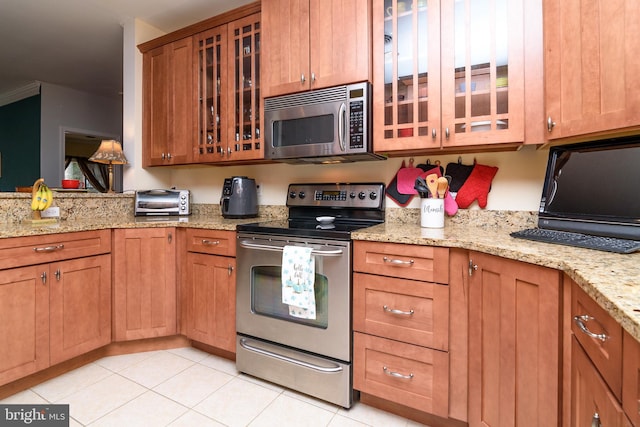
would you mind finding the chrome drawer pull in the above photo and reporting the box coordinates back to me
[383,366,414,380]
[33,244,64,253]
[573,315,609,342]
[383,305,414,316]
[382,256,414,266]
[202,239,220,246]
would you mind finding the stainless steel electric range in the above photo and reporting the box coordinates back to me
[235,182,385,408]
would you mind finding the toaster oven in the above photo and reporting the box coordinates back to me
[134,189,191,216]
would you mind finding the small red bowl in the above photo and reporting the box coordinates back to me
[61,179,80,189]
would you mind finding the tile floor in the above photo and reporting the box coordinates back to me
[1,347,425,426]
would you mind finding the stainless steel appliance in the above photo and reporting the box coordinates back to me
[264,82,386,164]
[236,182,385,408]
[134,189,190,216]
[220,176,258,218]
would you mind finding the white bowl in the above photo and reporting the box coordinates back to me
[316,216,335,223]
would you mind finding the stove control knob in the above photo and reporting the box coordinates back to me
[350,192,356,199]
[369,191,378,200]
[289,191,297,199]
[358,191,366,200]
[298,191,306,199]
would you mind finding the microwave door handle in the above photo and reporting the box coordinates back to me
[338,102,347,152]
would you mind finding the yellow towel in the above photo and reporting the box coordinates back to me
[281,245,316,319]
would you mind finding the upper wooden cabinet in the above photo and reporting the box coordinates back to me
[194,13,262,163]
[140,2,262,166]
[142,38,194,166]
[544,0,640,141]
[261,0,372,98]
[374,0,543,154]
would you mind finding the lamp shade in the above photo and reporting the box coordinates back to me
[89,140,128,165]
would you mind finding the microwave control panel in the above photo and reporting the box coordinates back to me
[348,84,368,150]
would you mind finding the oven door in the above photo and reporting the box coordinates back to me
[236,233,351,362]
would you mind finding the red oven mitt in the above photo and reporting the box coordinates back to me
[455,163,499,209]
[397,158,424,194]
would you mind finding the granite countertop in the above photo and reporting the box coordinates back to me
[1,211,638,343]
[352,221,640,344]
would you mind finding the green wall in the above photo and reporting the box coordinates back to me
[0,95,41,191]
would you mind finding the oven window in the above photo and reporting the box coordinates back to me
[250,266,329,328]
[273,114,334,147]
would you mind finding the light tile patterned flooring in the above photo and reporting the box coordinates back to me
[1,347,425,426]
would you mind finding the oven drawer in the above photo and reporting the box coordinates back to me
[353,241,449,284]
[186,229,235,256]
[353,272,449,351]
[353,332,449,417]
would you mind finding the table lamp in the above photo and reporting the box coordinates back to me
[89,140,128,193]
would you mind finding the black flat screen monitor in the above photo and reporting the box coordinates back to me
[538,135,640,240]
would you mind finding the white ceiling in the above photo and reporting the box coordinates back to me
[0,0,253,97]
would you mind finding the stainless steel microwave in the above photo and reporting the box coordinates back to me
[264,82,386,164]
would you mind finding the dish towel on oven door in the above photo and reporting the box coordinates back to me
[281,245,316,319]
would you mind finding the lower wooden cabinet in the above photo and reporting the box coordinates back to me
[0,265,50,386]
[185,252,236,352]
[49,255,112,365]
[0,236,111,387]
[623,330,640,427]
[467,251,561,427]
[572,338,632,427]
[184,229,236,353]
[353,332,449,418]
[113,228,177,341]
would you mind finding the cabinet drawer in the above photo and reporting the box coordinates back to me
[572,282,622,400]
[353,332,449,417]
[353,272,449,350]
[353,241,449,283]
[185,229,235,256]
[0,230,111,270]
[623,330,640,427]
[572,338,632,427]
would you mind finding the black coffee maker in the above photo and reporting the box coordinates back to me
[220,176,258,218]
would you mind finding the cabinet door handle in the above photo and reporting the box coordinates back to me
[311,72,316,82]
[228,265,234,276]
[432,128,437,139]
[468,259,478,276]
[168,233,172,244]
[382,256,414,266]
[301,73,306,83]
[54,269,61,281]
[591,412,600,427]
[573,315,609,342]
[547,116,556,133]
[167,152,172,160]
[161,153,166,160]
[41,272,47,284]
[383,366,414,380]
[33,244,64,253]
[445,127,450,139]
[383,305,414,316]
[202,239,220,246]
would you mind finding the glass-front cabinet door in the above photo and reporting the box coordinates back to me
[440,0,524,148]
[227,13,262,162]
[195,26,228,162]
[374,0,528,153]
[374,0,441,152]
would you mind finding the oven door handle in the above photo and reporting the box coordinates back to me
[239,240,344,256]
[239,338,343,373]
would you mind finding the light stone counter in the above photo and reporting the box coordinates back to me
[352,217,640,344]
